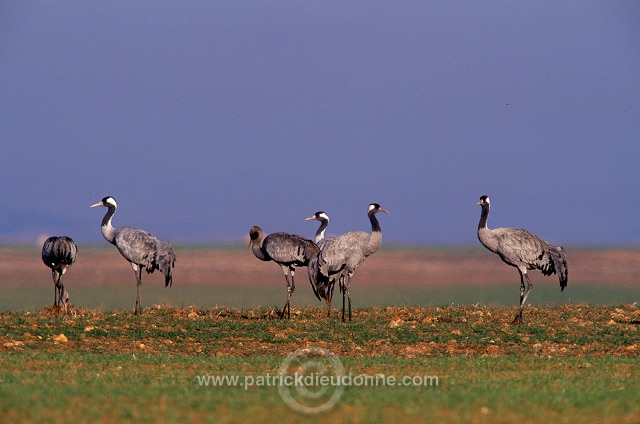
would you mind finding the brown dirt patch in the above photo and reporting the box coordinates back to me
[4,246,640,288]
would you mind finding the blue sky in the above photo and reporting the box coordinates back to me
[1,1,639,245]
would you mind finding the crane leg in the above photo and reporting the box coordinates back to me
[52,270,58,307]
[288,269,295,318]
[513,272,525,324]
[326,279,336,317]
[346,274,352,322]
[324,278,335,317]
[134,267,143,315]
[56,273,65,308]
[340,275,347,323]
[280,266,294,319]
[513,271,533,324]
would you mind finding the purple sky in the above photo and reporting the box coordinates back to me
[1,1,639,245]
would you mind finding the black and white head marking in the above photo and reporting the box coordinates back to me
[102,196,117,207]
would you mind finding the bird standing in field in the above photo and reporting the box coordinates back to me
[91,196,176,315]
[248,225,319,318]
[309,203,389,322]
[305,211,333,302]
[42,236,77,311]
[476,195,568,324]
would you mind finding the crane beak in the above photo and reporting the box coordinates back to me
[379,208,390,214]
[304,215,316,221]
[476,200,482,206]
[90,201,104,208]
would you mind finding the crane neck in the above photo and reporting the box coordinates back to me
[369,211,382,233]
[477,203,498,252]
[100,205,117,245]
[315,219,328,243]
[365,211,383,254]
[250,234,269,261]
[478,203,490,231]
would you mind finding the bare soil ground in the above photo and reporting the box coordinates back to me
[2,247,638,424]
[2,304,639,358]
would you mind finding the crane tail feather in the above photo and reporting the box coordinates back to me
[549,245,568,291]
[157,242,177,287]
[307,255,324,301]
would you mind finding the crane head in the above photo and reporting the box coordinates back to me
[91,196,117,209]
[477,195,490,206]
[248,226,263,249]
[368,203,389,214]
[63,291,70,314]
[304,211,329,222]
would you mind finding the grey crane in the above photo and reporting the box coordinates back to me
[476,195,568,324]
[304,211,333,302]
[41,236,77,310]
[309,203,389,322]
[91,196,176,315]
[248,225,319,318]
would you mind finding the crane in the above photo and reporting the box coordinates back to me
[309,203,389,322]
[91,196,176,315]
[249,225,319,318]
[476,195,568,324]
[305,211,333,302]
[41,236,77,311]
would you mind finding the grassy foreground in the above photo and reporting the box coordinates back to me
[0,305,638,423]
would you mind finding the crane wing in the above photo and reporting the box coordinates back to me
[317,231,368,275]
[496,228,552,267]
[115,226,160,270]
[263,232,318,266]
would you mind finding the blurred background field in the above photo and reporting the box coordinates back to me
[2,246,638,312]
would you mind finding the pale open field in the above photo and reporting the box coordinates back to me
[2,245,638,312]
